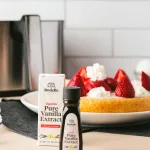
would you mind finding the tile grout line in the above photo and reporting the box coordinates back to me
[64,56,149,59]
[69,0,150,1]
[64,28,150,30]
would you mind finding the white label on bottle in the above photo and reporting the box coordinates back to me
[62,113,79,150]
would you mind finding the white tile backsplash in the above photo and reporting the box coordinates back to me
[66,1,150,28]
[63,0,150,78]
[0,0,65,21]
[114,30,150,56]
[64,29,112,56]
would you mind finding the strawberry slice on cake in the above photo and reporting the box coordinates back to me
[114,69,127,83]
[67,74,87,97]
[141,71,150,91]
[104,77,118,91]
[85,79,111,93]
[78,67,87,79]
[115,76,135,98]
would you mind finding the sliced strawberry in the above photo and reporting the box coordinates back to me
[82,77,90,86]
[76,67,87,84]
[67,74,87,96]
[114,69,127,83]
[105,77,118,91]
[115,76,135,98]
[85,79,96,92]
[141,71,150,91]
[77,67,87,78]
[95,80,111,92]
[85,79,111,93]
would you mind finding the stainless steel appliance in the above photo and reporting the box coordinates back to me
[0,16,64,96]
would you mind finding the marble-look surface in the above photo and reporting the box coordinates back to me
[0,124,150,150]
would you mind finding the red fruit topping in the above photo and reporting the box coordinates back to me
[77,67,87,78]
[85,80,95,92]
[141,71,150,91]
[67,74,87,96]
[85,79,111,93]
[76,67,87,84]
[114,69,127,83]
[115,76,135,98]
[105,77,118,91]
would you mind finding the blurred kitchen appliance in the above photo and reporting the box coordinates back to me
[0,1,64,96]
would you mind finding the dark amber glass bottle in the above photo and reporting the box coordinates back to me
[59,86,83,150]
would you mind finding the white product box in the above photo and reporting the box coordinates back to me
[38,74,65,146]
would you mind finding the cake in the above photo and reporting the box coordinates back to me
[67,63,150,113]
[80,96,150,113]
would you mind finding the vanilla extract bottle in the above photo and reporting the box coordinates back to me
[59,86,83,150]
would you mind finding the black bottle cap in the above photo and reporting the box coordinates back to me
[63,86,80,101]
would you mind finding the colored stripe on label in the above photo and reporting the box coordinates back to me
[41,124,60,128]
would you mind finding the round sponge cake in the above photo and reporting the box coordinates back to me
[80,96,150,113]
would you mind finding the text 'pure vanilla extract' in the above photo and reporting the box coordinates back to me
[40,106,61,122]
[38,74,65,146]
[59,86,83,150]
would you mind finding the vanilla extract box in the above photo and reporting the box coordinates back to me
[38,74,65,146]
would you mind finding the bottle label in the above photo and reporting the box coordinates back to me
[63,113,79,150]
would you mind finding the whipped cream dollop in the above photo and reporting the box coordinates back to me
[86,63,107,81]
[87,87,111,98]
[132,80,150,97]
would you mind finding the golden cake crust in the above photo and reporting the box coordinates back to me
[80,96,150,113]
